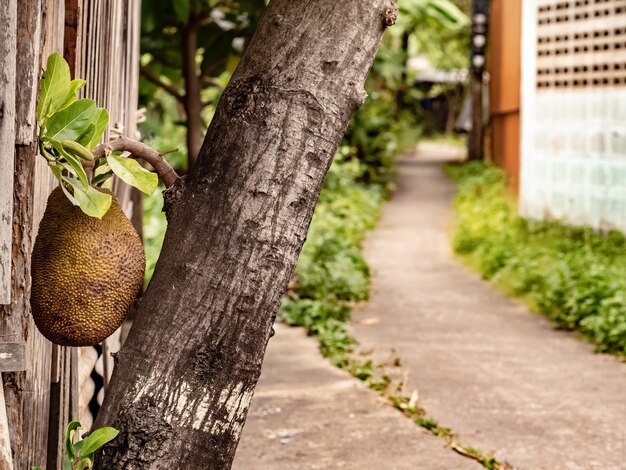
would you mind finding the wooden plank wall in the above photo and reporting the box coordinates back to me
[0,0,17,309]
[0,1,65,468]
[77,0,141,215]
[0,0,142,467]
[0,1,17,465]
[74,0,142,431]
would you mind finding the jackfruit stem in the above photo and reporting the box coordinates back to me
[91,137,180,188]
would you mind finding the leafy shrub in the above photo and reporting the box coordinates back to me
[280,149,384,363]
[447,162,626,355]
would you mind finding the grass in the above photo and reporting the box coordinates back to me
[423,132,467,149]
[446,161,626,356]
[280,147,384,367]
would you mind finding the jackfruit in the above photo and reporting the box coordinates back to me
[31,186,145,347]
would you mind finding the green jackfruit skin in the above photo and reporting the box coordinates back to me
[31,186,145,347]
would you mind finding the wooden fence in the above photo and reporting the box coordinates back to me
[0,1,141,468]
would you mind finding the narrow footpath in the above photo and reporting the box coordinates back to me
[236,145,626,470]
[350,146,626,470]
[234,324,476,469]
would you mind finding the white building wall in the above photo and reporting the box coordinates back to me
[520,0,626,230]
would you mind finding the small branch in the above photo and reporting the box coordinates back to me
[93,137,180,188]
[140,66,184,103]
[159,148,179,157]
[199,57,227,84]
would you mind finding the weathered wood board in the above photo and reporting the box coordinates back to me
[1,0,142,466]
[0,343,25,373]
[0,0,17,306]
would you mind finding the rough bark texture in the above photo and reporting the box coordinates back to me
[95,1,394,468]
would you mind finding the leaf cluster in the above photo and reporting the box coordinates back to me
[139,0,266,115]
[447,162,626,355]
[32,421,118,470]
[341,0,469,190]
[37,53,158,218]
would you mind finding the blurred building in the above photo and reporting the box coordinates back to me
[489,0,626,231]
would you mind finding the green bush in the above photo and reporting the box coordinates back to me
[447,162,626,355]
[344,93,420,189]
[280,149,384,364]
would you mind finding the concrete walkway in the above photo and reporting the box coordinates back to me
[351,150,626,470]
[234,324,476,469]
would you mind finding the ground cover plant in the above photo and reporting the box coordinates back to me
[446,162,626,356]
[279,146,384,366]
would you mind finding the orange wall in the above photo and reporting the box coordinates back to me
[488,0,522,192]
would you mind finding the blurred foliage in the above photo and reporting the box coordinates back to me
[447,162,626,356]
[343,0,469,188]
[398,0,470,70]
[139,0,470,173]
[139,0,266,164]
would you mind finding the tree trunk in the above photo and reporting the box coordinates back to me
[395,31,410,115]
[182,23,203,168]
[94,0,395,468]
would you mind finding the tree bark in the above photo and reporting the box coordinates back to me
[94,0,395,468]
[181,22,203,168]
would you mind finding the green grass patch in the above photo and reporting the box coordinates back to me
[446,161,626,356]
[279,146,384,367]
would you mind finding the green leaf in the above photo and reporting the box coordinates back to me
[80,427,119,456]
[107,153,158,195]
[93,160,110,176]
[31,467,43,470]
[58,79,87,112]
[84,108,109,149]
[73,439,85,455]
[48,162,63,182]
[37,53,72,122]
[75,124,97,148]
[47,140,89,189]
[60,183,81,207]
[48,164,80,206]
[62,177,112,219]
[172,0,189,22]
[92,162,114,187]
[92,170,114,187]
[64,421,82,461]
[61,140,95,161]
[63,457,71,470]
[45,99,97,142]
[74,458,93,470]
[40,145,56,162]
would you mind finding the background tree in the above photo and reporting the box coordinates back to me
[139,0,266,166]
[342,0,468,187]
[94,0,396,468]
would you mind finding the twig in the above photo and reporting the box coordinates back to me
[92,137,180,188]
[159,148,179,157]
[199,57,227,85]
[140,66,184,103]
